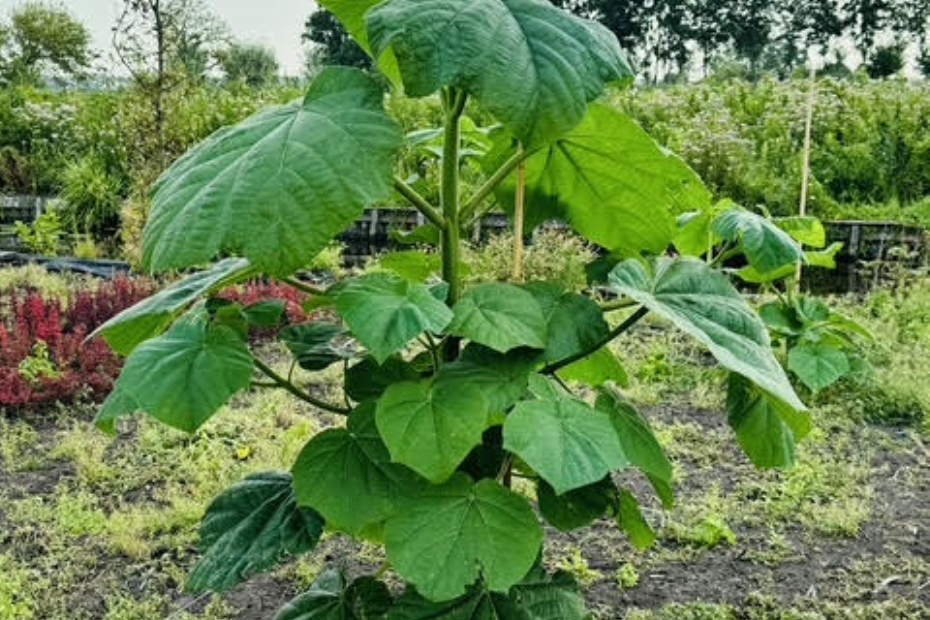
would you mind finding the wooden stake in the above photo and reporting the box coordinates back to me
[513,143,526,282]
[797,63,817,281]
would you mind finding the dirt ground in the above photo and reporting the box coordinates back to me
[1,397,926,620]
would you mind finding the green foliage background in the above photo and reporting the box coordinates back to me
[2,76,929,250]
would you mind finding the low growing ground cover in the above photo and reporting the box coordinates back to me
[0,267,926,620]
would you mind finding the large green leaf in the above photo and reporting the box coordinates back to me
[613,489,656,550]
[727,374,812,469]
[385,475,542,601]
[594,390,673,501]
[376,380,489,483]
[280,322,356,371]
[788,344,850,392]
[713,207,804,274]
[557,346,628,389]
[318,0,402,85]
[537,478,612,532]
[504,395,631,495]
[345,356,420,402]
[447,283,547,353]
[188,472,323,593]
[334,273,453,363]
[389,568,588,620]
[142,67,401,275]
[608,257,805,411]
[673,199,734,258]
[522,283,608,365]
[774,216,827,248]
[505,388,671,498]
[93,258,252,356]
[388,585,526,620]
[116,313,254,433]
[276,571,392,620]
[367,0,631,145]
[94,384,139,435]
[292,404,424,535]
[435,344,540,413]
[508,567,589,620]
[805,242,843,269]
[488,105,710,255]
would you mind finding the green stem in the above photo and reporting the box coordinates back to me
[543,306,650,374]
[460,148,533,222]
[253,357,350,416]
[424,332,442,372]
[440,87,467,360]
[394,176,447,230]
[711,243,740,267]
[598,297,637,312]
[282,277,326,297]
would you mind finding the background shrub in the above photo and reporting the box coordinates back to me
[0,275,153,410]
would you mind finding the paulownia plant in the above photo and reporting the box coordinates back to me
[93,1,812,617]
[673,201,872,400]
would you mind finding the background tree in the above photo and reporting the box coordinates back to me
[0,1,92,85]
[302,9,370,71]
[866,44,904,78]
[843,0,894,63]
[112,0,226,159]
[725,0,775,78]
[217,43,279,88]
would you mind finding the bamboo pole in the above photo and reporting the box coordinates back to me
[797,63,817,281]
[513,144,526,282]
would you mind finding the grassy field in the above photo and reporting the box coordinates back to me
[0,274,928,620]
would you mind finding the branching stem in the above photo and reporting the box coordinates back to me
[253,357,350,415]
[543,306,650,374]
[461,148,533,221]
[394,176,447,230]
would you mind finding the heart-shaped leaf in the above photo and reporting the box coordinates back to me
[345,356,420,402]
[522,283,608,365]
[447,283,547,353]
[713,207,804,274]
[292,404,424,535]
[367,0,631,145]
[788,343,850,392]
[276,571,392,620]
[435,344,540,413]
[280,322,355,371]
[504,396,628,495]
[188,472,323,593]
[334,273,453,363]
[376,380,489,483]
[537,478,613,532]
[727,374,812,469]
[486,105,710,255]
[557,347,628,388]
[385,475,542,601]
[608,257,805,411]
[143,67,402,276]
[116,312,254,432]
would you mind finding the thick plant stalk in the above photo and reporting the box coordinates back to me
[797,63,817,282]
[441,88,467,360]
[513,144,526,282]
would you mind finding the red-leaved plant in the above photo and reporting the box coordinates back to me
[0,277,154,408]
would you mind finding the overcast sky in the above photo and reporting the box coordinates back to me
[0,0,316,76]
